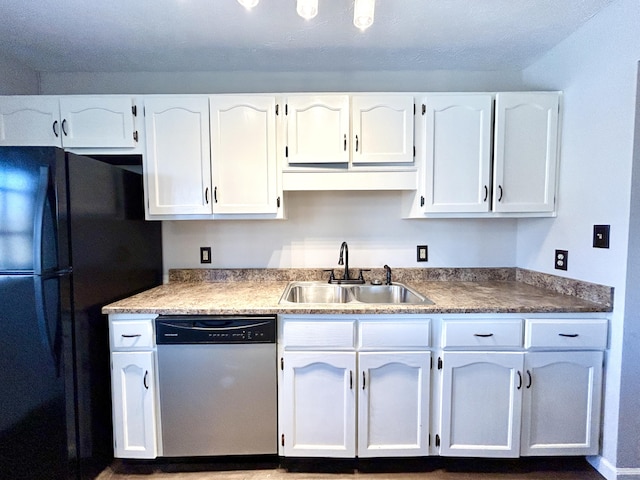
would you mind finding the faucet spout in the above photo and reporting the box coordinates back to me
[383,264,392,285]
[338,241,350,280]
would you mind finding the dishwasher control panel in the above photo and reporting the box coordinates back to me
[156,315,276,344]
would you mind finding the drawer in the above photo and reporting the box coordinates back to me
[442,319,523,349]
[282,320,355,350]
[110,319,154,350]
[359,319,431,350]
[525,319,608,349]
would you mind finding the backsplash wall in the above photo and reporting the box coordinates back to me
[161,190,519,281]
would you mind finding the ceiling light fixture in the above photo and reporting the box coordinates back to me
[237,0,259,10]
[353,0,375,30]
[296,0,318,20]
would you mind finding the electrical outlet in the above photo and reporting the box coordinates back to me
[200,247,212,264]
[593,225,610,248]
[555,249,568,271]
[417,245,428,262]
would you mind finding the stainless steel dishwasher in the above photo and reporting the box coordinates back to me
[155,315,277,457]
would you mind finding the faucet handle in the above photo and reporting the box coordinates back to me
[323,269,336,283]
[358,269,371,283]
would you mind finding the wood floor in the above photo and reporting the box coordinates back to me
[97,457,605,480]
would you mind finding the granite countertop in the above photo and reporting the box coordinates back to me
[102,268,613,316]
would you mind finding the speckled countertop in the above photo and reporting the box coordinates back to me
[102,268,613,315]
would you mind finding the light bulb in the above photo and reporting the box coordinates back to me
[237,0,259,10]
[353,0,375,30]
[297,0,318,20]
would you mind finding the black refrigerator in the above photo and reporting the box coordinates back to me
[0,147,162,479]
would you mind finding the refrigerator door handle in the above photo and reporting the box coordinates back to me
[33,276,59,373]
[32,166,51,275]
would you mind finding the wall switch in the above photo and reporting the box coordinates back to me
[555,249,568,270]
[200,247,212,264]
[593,225,610,248]
[417,245,428,262]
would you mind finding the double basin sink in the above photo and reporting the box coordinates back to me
[280,281,433,305]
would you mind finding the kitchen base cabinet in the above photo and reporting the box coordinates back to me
[358,352,430,457]
[280,352,356,458]
[521,351,603,456]
[110,351,157,459]
[439,352,523,458]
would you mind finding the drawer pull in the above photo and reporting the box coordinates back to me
[473,333,494,337]
[121,333,142,338]
[558,333,579,338]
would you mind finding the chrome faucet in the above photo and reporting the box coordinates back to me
[338,241,350,281]
[384,264,392,285]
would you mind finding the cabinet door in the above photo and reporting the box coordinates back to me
[351,95,414,165]
[58,96,136,148]
[210,96,279,214]
[439,352,523,458]
[358,352,430,457]
[111,351,157,459]
[493,92,559,212]
[521,351,603,456]
[423,95,493,213]
[0,96,61,146]
[281,352,356,457]
[144,96,212,216]
[285,95,350,164]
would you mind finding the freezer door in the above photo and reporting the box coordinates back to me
[0,147,68,274]
[0,273,75,480]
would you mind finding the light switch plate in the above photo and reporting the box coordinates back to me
[200,246,212,264]
[593,225,610,248]
[417,245,428,262]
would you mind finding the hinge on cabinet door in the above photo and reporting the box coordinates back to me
[437,357,443,369]
[277,197,281,208]
[435,434,441,447]
[133,131,139,142]
[132,105,137,116]
[280,357,284,370]
[422,104,426,115]
[285,146,288,158]
[281,434,285,447]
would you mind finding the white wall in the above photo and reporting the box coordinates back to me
[0,52,38,94]
[162,191,517,271]
[521,0,640,477]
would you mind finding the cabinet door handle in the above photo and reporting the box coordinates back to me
[205,187,209,204]
[344,134,347,151]
[516,370,522,390]
[143,370,149,390]
[483,185,488,202]
[61,119,68,137]
[559,333,579,337]
[355,135,359,152]
[52,120,59,138]
[349,370,353,390]
[473,333,494,337]
[214,186,218,203]
[526,370,532,389]
[121,333,141,338]
[498,185,503,202]
[362,371,366,390]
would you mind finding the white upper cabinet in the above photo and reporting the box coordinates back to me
[210,96,279,215]
[351,95,414,165]
[285,95,350,164]
[0,95,138,149]
[58,96,137,148]
[143,96,212,216]
[493,92,559,213]
[0,96,61,146]
[423,94,493,213]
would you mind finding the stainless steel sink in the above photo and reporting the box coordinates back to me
[279,281,432,305]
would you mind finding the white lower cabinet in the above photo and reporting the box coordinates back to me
[439,352,523,458]
[358,352,431,457]
[110,351,157,459]
[521,351,603,456]
[281,352,356,457]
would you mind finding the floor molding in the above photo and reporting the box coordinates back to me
[589,455,640,479]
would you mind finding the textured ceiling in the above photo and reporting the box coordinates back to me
[0,0,616,73]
